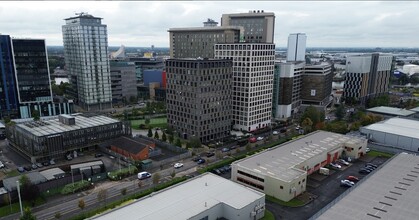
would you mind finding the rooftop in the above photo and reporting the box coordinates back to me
[107,136,153,155]
[409,106,419,112]
[168,26,243,32]
[361,117,419,140]
[90,173,264,220]
[234,131,363,182]
[3,172,47,191]
[40,168,65,181]
[366,106,416,117]
[15,114,120,137]
[317,153,419,220]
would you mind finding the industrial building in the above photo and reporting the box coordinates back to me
[360,117,419,153]
[106,136,154,161]
[314,152,419,220]
[231,131,367,202]
[7,114,131,162]
[91,173,266,220]
[366,106,416,118]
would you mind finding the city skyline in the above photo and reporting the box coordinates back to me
[1,1,418,48]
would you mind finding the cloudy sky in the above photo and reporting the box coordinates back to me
[0,1,418,48]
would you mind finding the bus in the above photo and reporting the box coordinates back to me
[0,122,5,140]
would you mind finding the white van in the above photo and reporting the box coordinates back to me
[138,171,151,180]
[319,167,330,176]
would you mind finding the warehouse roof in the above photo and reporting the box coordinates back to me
[366,106,416,117]
[3,172,47,191]
[90,173,264,220]
[234,131,364,182]
[409,106,419,112]
[15,114,120,137]
[361,117,419,140]
[40,168,65,181]
[316,153,419,220]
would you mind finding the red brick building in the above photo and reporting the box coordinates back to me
[109,136,155,161]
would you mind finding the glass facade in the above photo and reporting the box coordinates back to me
[0,35,19,118]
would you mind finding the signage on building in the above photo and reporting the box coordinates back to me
[311,89,316,96]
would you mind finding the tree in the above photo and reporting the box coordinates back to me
[132,107,138,117]
[31,109,40,121]
[175,138,182,147]
[20,207,36,220]
[145,118,150,126]
[97,189,108,205]
[19,175,40,204]
[168,135,174,144]
[154,130,159,139]
[170,170,176,178]
[78,199,85,210]
[188,137,202,148]
[301,118,313,134]
[162,132,167,142]
[54,212,61,219]
[147,128,153,137]
[121,188,127,196]
[123,110,129,120]
[335,104,345,120]
[152,172,161,184]
[129,96,137,104]
[300,106,322,130]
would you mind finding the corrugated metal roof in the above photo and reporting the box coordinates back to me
[40,168,65,181]
[367,106,416,116]
[361,117,419,140]
[90,173,264,220]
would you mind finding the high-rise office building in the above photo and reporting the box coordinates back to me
[301,64,333,110]
[215,43,275,131]
[109,61,137,104]
[343,53,393,103]
[168,26,242,58]
[221,10,275,43]
[287,33,307,62]
[62,12,112,111]
[0,35,19,118]
[166,58,232,142]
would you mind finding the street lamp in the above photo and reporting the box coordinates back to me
[16,180,23,216]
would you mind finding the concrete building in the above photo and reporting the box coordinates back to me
[221,10,275,43]
[360,117,419,153]
[143,69,164,86]
[215,43,275,132]
[343,53,393,104]
[365,106,416,118]
[90,173,266,220]
[287,33,307,62]
[273,61,305,119]
[6,114,131,162]
[109,61,137,104]
[203,18,218,27]
[166,59,233,142]
[62,13,112,110]
[127,57,165,84]
[301,63,333,111]
[314,152,419,220]
[231,131,367,202]
[168,26,242,58]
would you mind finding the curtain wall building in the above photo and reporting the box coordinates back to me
[0,35,19,118]
[286,33,307,62]
[166,58,232,142]
[62,13,112,111]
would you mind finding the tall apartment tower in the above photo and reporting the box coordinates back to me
[0,35,19,118]
[62,13,112,111]
[301,64,333,110]
[168,26,242,58]
[166,59,233,142]
[215,43,275,131]
[287,33,307,62]
[221,10,275,43]
[343,53,393,103]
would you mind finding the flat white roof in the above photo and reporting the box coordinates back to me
[361,117,419,140]
[234,131,364,182]
[409,106,419,112]
[16,114,120,137]
[366,106,415,116]
[317,153,419,220]
[91,173,264,220]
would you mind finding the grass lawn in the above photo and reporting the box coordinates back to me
[0,198,45,217]
[261,209,275,220]
[367,150,394,158]
[266,195,305,207]
[130,118,167,129]
[4,170,20,178]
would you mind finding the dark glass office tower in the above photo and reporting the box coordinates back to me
[12,39,52,103]
[0,35,19,118]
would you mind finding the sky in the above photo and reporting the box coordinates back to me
[0,1,418,48]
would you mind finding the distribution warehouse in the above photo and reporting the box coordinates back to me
[231,131,367,202]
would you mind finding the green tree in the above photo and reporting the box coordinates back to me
[97,189,108,205]
[154,130,159,139]
[175,138,182,147]
[168,134,174,144]
[123,110,129,120]
[147,128,153,138]
[31,109,40,121]
[132,107,138,117]
[121,188,127,196]
[335,104,345,120]
[152,172,161,184]
[78,199,85,210]
[188,137,202,148]
[145,118,150,126]
[20,207,36,220]
[19,175,40,204]
[301,118,313,134]
[162,132,167,142]
[54,212,61,219]
[170,170,176,178]
[300,106,322,130]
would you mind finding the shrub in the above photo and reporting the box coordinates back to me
[61,181,91,195]
[108,167,138,181]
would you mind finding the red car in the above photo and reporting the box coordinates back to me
[249,137,257,143]
[347,176,360,182]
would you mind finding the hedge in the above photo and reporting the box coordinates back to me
[61,180,92,195]
[108,167,139,181]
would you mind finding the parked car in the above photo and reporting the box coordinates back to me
[212,169,221,175]
[66,154,73,161]
[340,179,355,187]
[197,159,206,164]
[221,147,230,152]
[206,152,215,157]
[295,126,301,130]
[94,153,103,158]
[366,147,371,153]
[338,159,350,166]
[319,167,330,176]
[347,176,360,182]
[24,166,32,171]
[137,171,151,180]
[272,130,279,135]
[257,136,264,141]
[42,161,50,166]
[17,166,25,173]
[248,137,257,143]
[222,165,231,172]
[330,162,342,169]
[230,145,238,150]
[192,157,202,162]
[364,166,376,171]
[359,168,371,174]
[174,163,184,169]
[0,161,4,169]
[366,163,378,168]
[49,159,56,165]
[280,128,287,133]
[36,163,43,168]
[31,164,38,170]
